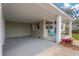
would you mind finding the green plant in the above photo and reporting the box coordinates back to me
[72,29,79,33]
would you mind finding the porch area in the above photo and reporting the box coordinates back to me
[41,16,72,43]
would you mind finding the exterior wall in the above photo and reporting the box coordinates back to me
[72,24,79,30]
[31,20,53,39]
[62,23,65,32]
[31,20,54,39]
[31,21,43,38]
[43,20,56,40]
[0,3,4,56]
[5,21,31,38]
[43,20,54,39]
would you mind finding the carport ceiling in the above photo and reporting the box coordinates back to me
[2,3,58,23]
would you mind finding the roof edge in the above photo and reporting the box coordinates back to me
[49,3,74,20]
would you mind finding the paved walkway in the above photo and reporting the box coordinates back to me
[73,40,79,46]
[36,41,79,56]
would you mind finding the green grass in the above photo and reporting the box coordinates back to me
[72,34,79,40]
[61,31,64,35]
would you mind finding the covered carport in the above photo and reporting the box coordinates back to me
[2,3,60,38]
[2,3,58,56]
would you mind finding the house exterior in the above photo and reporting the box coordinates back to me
[0,3,73,56]
[72,23,79,30]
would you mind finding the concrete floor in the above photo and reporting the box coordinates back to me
[3,37,56,56]
[36,40,79,56]
[36,45,79,56]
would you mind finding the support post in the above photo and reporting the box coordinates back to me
[56,16,62,43]
[43,20,46,38]
[69,20,72,38]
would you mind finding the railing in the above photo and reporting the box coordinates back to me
[48,29,56,39]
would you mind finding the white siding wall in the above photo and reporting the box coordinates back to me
[0,3,4,56]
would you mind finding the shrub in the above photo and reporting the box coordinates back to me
[72,29,79,33]
[60,38,73,44]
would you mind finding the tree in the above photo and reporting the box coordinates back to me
[60,7,79,19]
[73,19,79,24]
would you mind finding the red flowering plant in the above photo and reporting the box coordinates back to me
[60,38,73,45]
[60,38,79,50]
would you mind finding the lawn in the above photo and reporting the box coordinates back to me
[72,34,79,40]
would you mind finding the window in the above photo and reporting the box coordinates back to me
[46,21,53,29]
[62,24,63,30]
[32,22,40,30]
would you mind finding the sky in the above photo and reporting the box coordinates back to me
[54,3,79,8]
[54,3,79,17]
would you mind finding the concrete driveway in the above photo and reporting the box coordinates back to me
[3,36,79,56]
[3,37,56,56]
